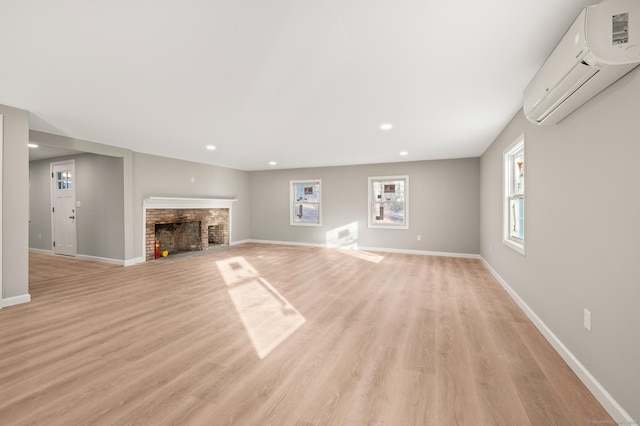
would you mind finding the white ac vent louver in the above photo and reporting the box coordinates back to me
[524,0,640,125]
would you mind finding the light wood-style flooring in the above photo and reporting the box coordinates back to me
[28,251,121,284]
[1,244,612,425]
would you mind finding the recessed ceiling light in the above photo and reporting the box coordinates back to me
[380,123,393,131]
[269,161,277,166]
[206,145,216,151]
[400,151,408,156]
[28,143,39,148]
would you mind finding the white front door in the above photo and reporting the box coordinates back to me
[51,160,77,256]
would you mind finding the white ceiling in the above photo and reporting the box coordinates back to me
[2,0,586,170]
[28,143,83,162]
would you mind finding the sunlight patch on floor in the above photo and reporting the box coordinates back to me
[336,248,384,263]
[216,256,306,359]
[325,221,359,249]
[326,221,384,263]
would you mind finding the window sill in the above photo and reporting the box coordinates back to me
[290,222,322,227]
[368,224,409,230]
[503,238,525,256]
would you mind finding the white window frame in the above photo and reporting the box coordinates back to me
[503,135,525,255]
[368,175,409,229]
[290,179,322,226]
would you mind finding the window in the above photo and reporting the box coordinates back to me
[504,135,525,254]
[290,180,321,226]
[56,170,73,190]
[368,175,409,229]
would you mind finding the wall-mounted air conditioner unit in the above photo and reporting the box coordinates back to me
[524,0,640,125]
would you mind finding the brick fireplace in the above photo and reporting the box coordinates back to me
[143,197,235,261]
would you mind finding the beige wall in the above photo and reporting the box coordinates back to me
[1,104,29,301]
[480,68,640,419]
[250,158,480,254]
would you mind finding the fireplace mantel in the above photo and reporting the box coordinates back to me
[143,197,236,209]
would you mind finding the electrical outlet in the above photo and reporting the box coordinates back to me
[417,235,421,241]
[38,234,42,240]
[584,309,592,331]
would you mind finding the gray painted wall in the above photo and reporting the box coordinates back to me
[30,131,136,262]
[132,152,251,259]
[1,104,29,300]
[250,159,480,254]
[480,68,640,419]
[29,158,51,250]
[29,153,125,260]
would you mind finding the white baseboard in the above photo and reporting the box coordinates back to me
[480,257,633,423]
[125,257,146,266]
[30,248,127,266]
[28,248,52,255]
[2,293,31,308]
[357,245,480,259]
[76,254,125,265]
[247,239,326,248]
[134,239,465,262]
[245,239,480,259]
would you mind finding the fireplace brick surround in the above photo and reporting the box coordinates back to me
[144,198,235,261]
[146,208,228,260]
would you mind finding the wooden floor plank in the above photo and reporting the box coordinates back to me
[28,251,121,284]
[0,243,612,425]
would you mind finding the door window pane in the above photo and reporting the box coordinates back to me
[57,170,72,190]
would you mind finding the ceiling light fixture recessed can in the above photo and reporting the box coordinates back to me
[400,151,408,156]
[206,145,216,151]
[269,161,277,166]
[380,123,393,130]
[28,143,39,148]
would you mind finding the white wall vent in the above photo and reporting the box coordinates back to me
[524,0,640,125]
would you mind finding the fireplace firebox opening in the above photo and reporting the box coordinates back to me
[155,221,201,255]
[145,207,230,261]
